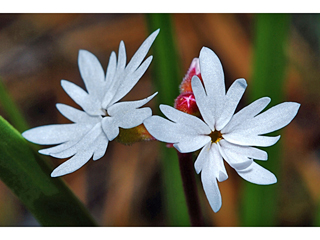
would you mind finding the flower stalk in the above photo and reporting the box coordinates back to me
[177,151,204,226]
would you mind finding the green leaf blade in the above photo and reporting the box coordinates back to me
[0,116,97,226]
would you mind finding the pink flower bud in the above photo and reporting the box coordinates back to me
[179,58,202,94]
[174,92,200,116]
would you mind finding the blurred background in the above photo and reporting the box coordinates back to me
[0,13,319,226]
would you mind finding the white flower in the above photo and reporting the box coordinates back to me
[144,46,300,213]
[22,29,159,177]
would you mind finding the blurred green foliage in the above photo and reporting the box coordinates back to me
[240,13,291,226]
[146,13,191,226]
[0,78,29,133]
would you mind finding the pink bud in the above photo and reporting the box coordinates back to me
[179,58,202,94]
[174,92,200,116]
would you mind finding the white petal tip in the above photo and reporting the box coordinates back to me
[51,168,71,178]
[158,104,171,113]
[21,131,27,139]
[60,79,70,88]
[237,162,278,185]
[55,103,64,111]
[291,102,301,112]
[78,49,88,55]
[148,91,158,100]
[236,78,248,88]
[200,46,210,52]
[150,29,160,38]
[21,130,33,142]
[78,49,96,62]
[159,103,176,113]
[212,206,222,213]
[38,149,47,155]
[50,171,61,178]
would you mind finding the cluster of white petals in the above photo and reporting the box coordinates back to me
[22,29,159,177]
[144,47,300,212]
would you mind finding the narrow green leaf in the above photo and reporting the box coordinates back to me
[145,13,190,226]
[240,13,291,226]
[0,77,29,133]
[0,116,97,226]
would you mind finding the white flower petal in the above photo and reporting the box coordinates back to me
[101,116,119,141]
[223,132,281,147]
[232,102,300,135]
[78,50,105,101]
[22,123,91,145]
[105,51,117,86]
[216,78,247,131]
[38,140,77,156]
[195,143,229,181]
[102,30,159,108]
[117,41,127,72]
[194,142,211,174]
[144,106,211,153]
[107,92,157,129]
[173,135,210,153]
[200,157,223,212]
[56,103,101,124]
[51,150,93,177]
[199,47,225,119]
[105,43,127,101]
[222,97,271,134]
[92,132,109,160]
[61,80,103,116]
[236,161,277,185]
[125,29,159,75]
[144,114,210,149]
[199,47,225,98]
[50,122,102,159]
[108,92,157,116]
[219,139,268,161]
[217,141,253,170]
[191,76,215,130]
[109,56,153,105]
[143,115,186,144]
[116,107,152,129]
[159,104,211,135]
[210,143,228,182]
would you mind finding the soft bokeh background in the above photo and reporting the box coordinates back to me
[0,13,319,226]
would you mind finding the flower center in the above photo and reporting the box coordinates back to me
[101,108,109,117]
[209,130,223,143]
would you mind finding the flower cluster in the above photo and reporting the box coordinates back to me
[22,30,300,213]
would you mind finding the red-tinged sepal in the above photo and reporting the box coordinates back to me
[179,58,202,94]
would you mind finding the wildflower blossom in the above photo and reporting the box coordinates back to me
[22,29,159,177]
[144,46,300,212]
